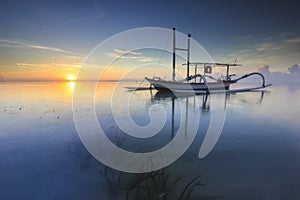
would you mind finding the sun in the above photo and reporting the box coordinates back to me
[67,74,75,81]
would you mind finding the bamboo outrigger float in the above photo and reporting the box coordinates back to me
[145,28,271,93]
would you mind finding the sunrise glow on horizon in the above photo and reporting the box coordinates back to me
[67,74,76,81]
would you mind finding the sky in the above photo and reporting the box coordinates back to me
[0,0,300,81]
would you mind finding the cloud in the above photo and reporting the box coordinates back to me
[0,73,5,82]
[139,57,152,62]
[106,52,126,59]
[114,49,141,55]
[0,39,80,55]
[52,63,82,68]
[256,64,300,90]
[16,63,52,68]
[256,64,270,74]
[106,49,152,62]
[219,33,300,71]
[286,37,300,44]
[288,64,300,74]
[29,45,72,54]
[257,63,300,76]
[16,62,81,68]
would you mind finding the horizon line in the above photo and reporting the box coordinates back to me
[0,79,145,83]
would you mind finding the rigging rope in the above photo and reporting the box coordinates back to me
[152,32,172,77]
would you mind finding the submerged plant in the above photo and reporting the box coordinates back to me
[98,165,221,200]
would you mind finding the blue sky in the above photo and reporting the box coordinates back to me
[1,0,300,80]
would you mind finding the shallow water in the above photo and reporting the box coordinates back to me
[1,81,300,200]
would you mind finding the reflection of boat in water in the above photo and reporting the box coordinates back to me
[152,91,194,99]
[145,28,271,93]
[152,91,211,113]
[148,90,267,157]
[150,89,266,117]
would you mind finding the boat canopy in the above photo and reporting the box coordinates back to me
[182,62,242,80]
[182,62,242,67]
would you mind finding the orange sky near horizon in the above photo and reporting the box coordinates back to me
[0,65,79,81]
[1,38,299,82]
[0,60,267,82]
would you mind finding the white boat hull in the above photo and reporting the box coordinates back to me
[145,77,233,91]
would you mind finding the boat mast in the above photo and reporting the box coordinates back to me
[172,28,176,81]
[172,28,191,82]
[187,33,191,81]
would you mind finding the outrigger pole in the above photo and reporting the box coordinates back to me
[172,28,191,82]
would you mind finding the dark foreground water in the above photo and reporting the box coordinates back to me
[0,82,300,200]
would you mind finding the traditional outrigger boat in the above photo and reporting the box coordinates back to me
[144,28,271,94]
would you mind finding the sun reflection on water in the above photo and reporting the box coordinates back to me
[68,81,75,92]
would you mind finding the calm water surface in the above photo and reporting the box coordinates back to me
[0,82,300,200]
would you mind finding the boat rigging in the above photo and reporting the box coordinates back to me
[144,28,271,93]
